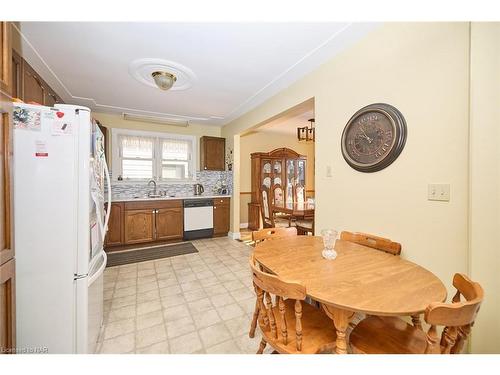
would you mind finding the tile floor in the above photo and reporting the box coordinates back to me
[97,237,268,354]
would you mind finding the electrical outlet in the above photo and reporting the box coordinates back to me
[428,184,450,202]
[326,165,333,178]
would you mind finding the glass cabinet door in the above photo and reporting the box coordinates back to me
[286,159,295,205]
[273,160,281,174]
[262,160,271,174]
[296,159,306,204]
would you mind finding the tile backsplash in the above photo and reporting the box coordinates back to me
[107,171,233,198]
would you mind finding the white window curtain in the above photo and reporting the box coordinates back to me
[119,135,154,179]
[161,139,191,179]
[113,130,196,182]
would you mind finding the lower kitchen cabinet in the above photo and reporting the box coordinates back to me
[124,209,155,245]
[213,198,230,236]
[105,198,229,249]
[156,207,183,241]
[0,258,15,353]
[105,200,184,250]
[104,202,124,247]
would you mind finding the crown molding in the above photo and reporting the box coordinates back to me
[13,22,379,127]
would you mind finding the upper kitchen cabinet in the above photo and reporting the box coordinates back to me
[22,61,44,104]
[10,50,21,99]
[0,22,12,95]
[10,48,64,106]
[200,136,225,171]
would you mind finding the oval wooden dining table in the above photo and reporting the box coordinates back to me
[253,235,447,354]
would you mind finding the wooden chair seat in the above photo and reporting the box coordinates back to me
[273,217,292,228]
[296,216,314,235]
[350,274,484,355]
[295,219,313,229]
[259,299,337,354]
[350,316,427,354]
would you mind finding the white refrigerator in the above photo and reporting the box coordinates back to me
[13,102,111,354]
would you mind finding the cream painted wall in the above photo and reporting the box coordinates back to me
[239,131,315,224]
[469,23,500,353]
[222,22,498,348]
[92,112,221,170]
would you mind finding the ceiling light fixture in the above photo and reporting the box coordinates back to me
[297,118,315,142]
[151,71,177,91]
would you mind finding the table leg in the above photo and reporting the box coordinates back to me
[411,314,423,330]
[321,304,354,354]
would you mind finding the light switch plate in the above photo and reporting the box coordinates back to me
[428,184,450,202]
[326,165,333,178]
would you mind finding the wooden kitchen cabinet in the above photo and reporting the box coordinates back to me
[156,207,183,241]
[213,198,230,236]
[1,21,15,354]
[0,22,12,96]
[22,61,45,104]
[10,45,64,106]
[200,136,225,171]
[104,202,124,247]
[11,50,21,99]
[124,209,155,245]
[43,87,60,107]
[106,200,184,250]
[0,258,15,353]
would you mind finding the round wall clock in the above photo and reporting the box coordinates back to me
[341,103,407,173]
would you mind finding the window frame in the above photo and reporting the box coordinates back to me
[111,128,197,183]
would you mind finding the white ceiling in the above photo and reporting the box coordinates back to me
[15,22,377,126]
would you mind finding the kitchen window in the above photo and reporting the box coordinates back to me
[112,129,196,182]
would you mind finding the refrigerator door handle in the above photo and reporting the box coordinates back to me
[103,156,112,234]
[88,251,107,286]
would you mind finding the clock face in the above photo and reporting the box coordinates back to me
[341,104,407,172]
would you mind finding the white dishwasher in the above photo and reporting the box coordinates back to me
[183,199,214,240]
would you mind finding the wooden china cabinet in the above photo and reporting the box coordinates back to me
[248,148,306,230]
[0,21,15,354]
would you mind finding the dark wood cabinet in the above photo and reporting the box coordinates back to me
[213,198,230,236]
[156,207,183,241]
[124,209,155,245]
[200,136,225,171]
[0,259,15,353]
[10,50,21,100]
[1,21,15,354]
[22,61,44,104]
[11,46,64,106]
[0,23,12,96]
[104,202,124,247]
[249,148,306,230]
[107,200,184,250]
[43,87,59,107]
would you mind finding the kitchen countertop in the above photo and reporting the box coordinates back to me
[109,194,232,203]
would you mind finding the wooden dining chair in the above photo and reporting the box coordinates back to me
[340,231,401,255]
[295,213,314,235]
[251,227,297,247]
[249,227,298,338]
[349,273,484,354]
[260,187,289,228]
[272,184,293,226]
[249,254,337,354]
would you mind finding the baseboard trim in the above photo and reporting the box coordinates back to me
[228,231,241,240]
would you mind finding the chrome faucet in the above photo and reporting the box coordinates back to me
[148,179,157,197]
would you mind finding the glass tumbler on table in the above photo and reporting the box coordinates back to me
[321,229,338,260]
